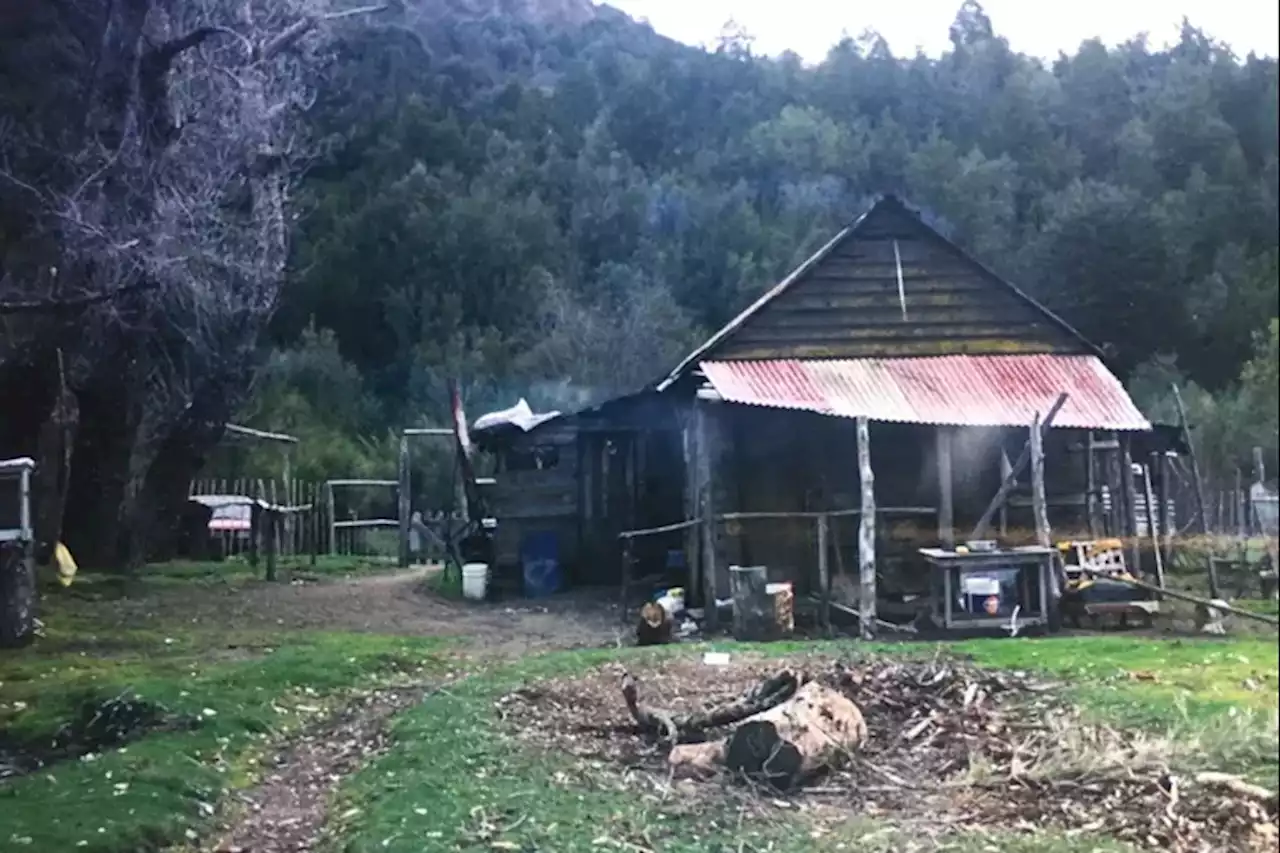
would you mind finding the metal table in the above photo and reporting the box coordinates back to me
[919,546,1056,632]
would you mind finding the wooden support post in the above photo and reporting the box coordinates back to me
[695,400,718,631]
[1030,413,1050,548]
[1085,432,1099,537]
[936,428,954,548]
[265,510,278,582]
[681,408,701,610]
[325,482,336,556]
[999,447,1012,538]
[282,450,292,557]
[817,513,831,633]
[1235,468,1246,539]
[1120,434,1140,574]
[310,482,319,568]
[1172,384,1217,597]
[856,417,876,640]
[249,503,261,569]
[398,434,411,568]
[1156,452,1173,569]
[1141,463,1165,589]
[620,536,634,625]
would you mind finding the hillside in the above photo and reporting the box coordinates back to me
[248,0,1278,483]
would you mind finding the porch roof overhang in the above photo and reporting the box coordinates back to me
[699,354,1152,432]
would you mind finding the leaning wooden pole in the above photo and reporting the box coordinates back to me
[1171,383,1217,597]
[972,393,1069,539]
[1080,569,1279,627]
[856,417,876,640]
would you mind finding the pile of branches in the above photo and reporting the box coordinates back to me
[498,657,1278,852]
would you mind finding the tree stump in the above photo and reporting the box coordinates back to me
[729,565,772,641]
[636,601,673,646]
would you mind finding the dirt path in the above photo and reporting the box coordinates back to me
[213,685,430,853]
[189,571,623,851]
[92,567,626,656]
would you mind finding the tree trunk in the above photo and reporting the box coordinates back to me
[63,362,143,571]
[0,543,36,648]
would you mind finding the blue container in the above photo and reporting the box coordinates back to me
[520,531,562,598]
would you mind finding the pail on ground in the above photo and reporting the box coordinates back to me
[462,562,489,601]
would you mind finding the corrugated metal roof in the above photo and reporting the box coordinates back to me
[700,354,1152,431]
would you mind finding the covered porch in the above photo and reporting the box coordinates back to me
[621,353,1154,635]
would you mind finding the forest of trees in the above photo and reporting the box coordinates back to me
[1,0,1277,571]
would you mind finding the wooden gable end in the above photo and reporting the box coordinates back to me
[712,201,1091,361]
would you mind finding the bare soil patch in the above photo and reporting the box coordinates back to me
[71,568,624,656]
[0,693,197,782]
[495,653,1279,852]
[213,685,433,853]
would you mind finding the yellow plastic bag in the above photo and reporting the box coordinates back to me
[54,541,77,587]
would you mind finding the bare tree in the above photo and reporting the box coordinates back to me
[0,0,393,628]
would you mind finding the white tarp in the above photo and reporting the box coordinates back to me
[472,398,561,434]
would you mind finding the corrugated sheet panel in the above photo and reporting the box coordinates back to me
[700,354,1152,431]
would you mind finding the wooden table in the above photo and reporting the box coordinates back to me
[919,546,1056,633]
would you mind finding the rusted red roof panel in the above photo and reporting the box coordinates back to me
[700,355,1151,430]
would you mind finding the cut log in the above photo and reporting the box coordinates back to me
[669,681,866,789]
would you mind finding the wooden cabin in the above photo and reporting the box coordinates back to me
[478,195,1163,616]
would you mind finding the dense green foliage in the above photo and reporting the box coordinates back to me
[247,0,1278,481]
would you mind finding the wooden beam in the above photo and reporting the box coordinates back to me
[856,417,876,640]
[971,393,1070,539]
[1030,412,1050,547]
[936,428,954,548]
[225,423,299,444]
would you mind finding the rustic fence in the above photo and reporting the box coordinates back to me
[189,478,465,561]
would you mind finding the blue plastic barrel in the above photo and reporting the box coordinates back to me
[521,531,562,598]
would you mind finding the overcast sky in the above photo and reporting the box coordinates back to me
[601,0,1279,63]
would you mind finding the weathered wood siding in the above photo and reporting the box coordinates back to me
[713,201,1089,360]
[489,423,580,571]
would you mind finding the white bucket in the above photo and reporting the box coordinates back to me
[461,563,489,601]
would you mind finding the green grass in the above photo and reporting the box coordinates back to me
[0,625,448,852]
[326,636,1278,853]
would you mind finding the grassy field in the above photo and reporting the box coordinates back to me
[0,562,445,852]
[327,636,1279,853]
[3,558,1277,853]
